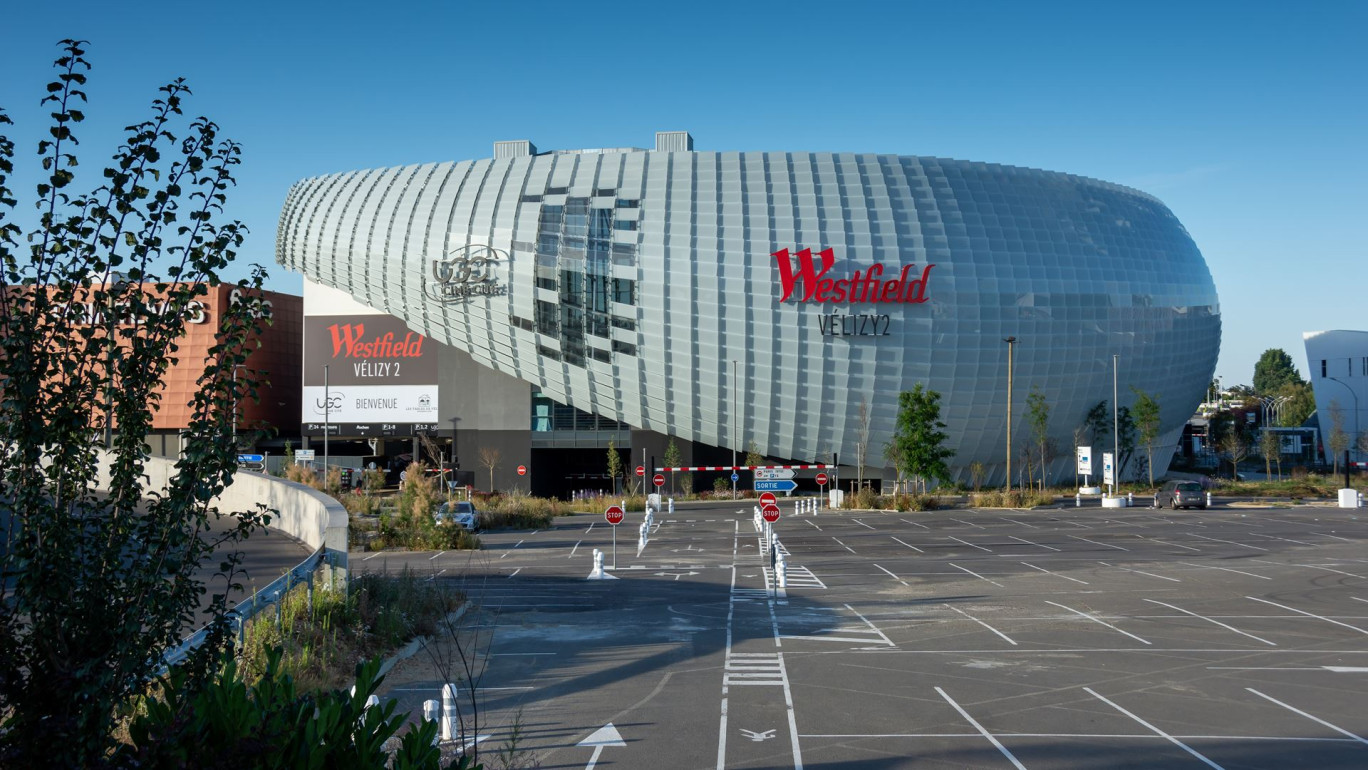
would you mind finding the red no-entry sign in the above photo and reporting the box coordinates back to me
[635,465,645,477]
[653,473,665,488]
[605,505,625,525]
[815,472,828,486]
[759,492,778,507]
[517,465,527,476]
[762,503,781,523]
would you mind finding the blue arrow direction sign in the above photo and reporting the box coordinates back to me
[754,479,798,493]
[237,454,264,464]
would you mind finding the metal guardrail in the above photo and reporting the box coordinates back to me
[160,547,337,671]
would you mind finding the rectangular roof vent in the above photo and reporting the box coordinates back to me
[494,140,537,159]
[654,131,694,152]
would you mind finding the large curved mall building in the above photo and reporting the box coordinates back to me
[276,132,1220,494]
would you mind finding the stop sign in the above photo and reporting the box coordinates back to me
[762,503,781,523]
[653,473,665,488]
[605,505,625,525]
[758,492,777,507]
[517,465,527,476]
[636,465,645,477]
[815,472,828,486]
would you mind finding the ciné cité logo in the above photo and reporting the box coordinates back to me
[424,244,510,303]
[771,247,934,304]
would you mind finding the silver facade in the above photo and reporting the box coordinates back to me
[276,147,1220,485]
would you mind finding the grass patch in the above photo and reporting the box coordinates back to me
[239,568,457,692]
[1210,475,1363,498]
[971,489,1057,508]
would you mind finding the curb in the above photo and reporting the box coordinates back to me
[376,601,472,679]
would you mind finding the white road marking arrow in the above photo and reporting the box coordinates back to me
[739,728,776,742]
[579,722,625,769]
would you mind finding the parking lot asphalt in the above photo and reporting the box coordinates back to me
[353,498,1368,769]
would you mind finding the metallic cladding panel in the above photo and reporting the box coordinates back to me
[277,152,1221,485]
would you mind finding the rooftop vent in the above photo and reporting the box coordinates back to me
[654,131,694,152]
[494,140,537,159]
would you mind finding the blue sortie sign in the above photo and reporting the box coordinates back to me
[237,454,264,463]
[754,479,798,492]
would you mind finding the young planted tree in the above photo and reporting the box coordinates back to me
[0,42,274,764]
[1259,427,1280,480]
[855,397,871,490]
[606,439,623,495]
[1132,387,1162,488]
[664,436,684,496]
[882,438,905,496]
[1327,401,1348,475]
[478,445,502,492]
[1025,387,1050,490]
[890,384,954,494]
[1220,427,1252,481]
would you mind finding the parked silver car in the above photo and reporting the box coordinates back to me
[434,500,480,531]
[1155,480,1206,510]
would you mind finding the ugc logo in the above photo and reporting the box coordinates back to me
[424,245,510,303]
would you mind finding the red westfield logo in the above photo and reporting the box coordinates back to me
[771,248,934,304]
[328,323,426,359]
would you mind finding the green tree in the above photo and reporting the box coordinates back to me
[891,384,954,494]
[745,440,764,469]
[1253,348,1305,395]
[664,437,683,496]
[0,42,274,764]
[1276,381,1316,427]
[1025,387,1050,490]
[1259,427,1280,480]
[606,439,623,495]
[1132,387,1162,487]
[1327,401,1348,475]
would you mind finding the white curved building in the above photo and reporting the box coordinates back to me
[277,132,1220,491]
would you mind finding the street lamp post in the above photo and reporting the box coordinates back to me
[323,364,330,476]
[1327,375,1360,464]
[732,359,738,500]
[1003,337,1016,492]
[1112,354,1120,497]
[449,416,461,494]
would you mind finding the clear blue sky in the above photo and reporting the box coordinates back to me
[3,0,1364,387]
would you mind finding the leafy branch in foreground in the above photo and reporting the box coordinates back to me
[0,40,274,766]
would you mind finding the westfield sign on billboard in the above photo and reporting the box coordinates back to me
[771,248,934,304]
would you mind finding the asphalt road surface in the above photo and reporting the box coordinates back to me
[355,497,1368,769]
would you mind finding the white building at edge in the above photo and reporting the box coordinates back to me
[1304,330,1368,465]
[276,132,1221,495]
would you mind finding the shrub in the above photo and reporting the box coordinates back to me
[971,489,1056,508]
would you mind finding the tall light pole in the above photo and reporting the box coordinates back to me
[1112,354,1120,496]
[732,359,738,500]
[1327,375,1359,463]
[323,364,330,475]
[1003,337,1016,492]
[449,415,461,495]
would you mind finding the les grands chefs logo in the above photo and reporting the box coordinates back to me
[772,247,933,304]
[328,323,425,359]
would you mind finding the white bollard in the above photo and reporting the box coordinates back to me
[1206,491,1213,507]
[668,497,674,514]
[441,683,458,742]
[776,549,788,588]
[423,699,440,746]
[1075,493,1081,507]
[1127,492,1133,506]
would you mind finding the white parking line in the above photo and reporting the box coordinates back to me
[832,537,856,554]
[935,687,1027,769]
[585,522,596,533]
[949,536,993,552]
[1069,534,1128,551]
[852,519,876,530]
[1098,561,1181,582]
[948,562,1003,588]
[1022,561,1088,585]
[1180,561,1270,580]
[1047,601,1151,645]
[1085,688,1224,768]
[1000,517,1036,529]
[950,518,986,529]
[1313,532,1355,542]
[1248,597,1368,635]
[362,552,383,561]
[899,518,930,529]
[946,604,1017,645]
[1246,688,1368,746]
[1144,599,1277,645]
[891,536,924,553]
[1145,537,1202,552]
[569,540,581,558]
[1008,535,1060,551]
[1188,533,1265,551]
[508,568,521,578]
[430,550,445,560]
[1267,561,1368,580]
[804,519,823,531]
[875,564,910,587]
[1248,533,1318,546]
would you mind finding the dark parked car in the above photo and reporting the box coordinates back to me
[1156,480,1206,510]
